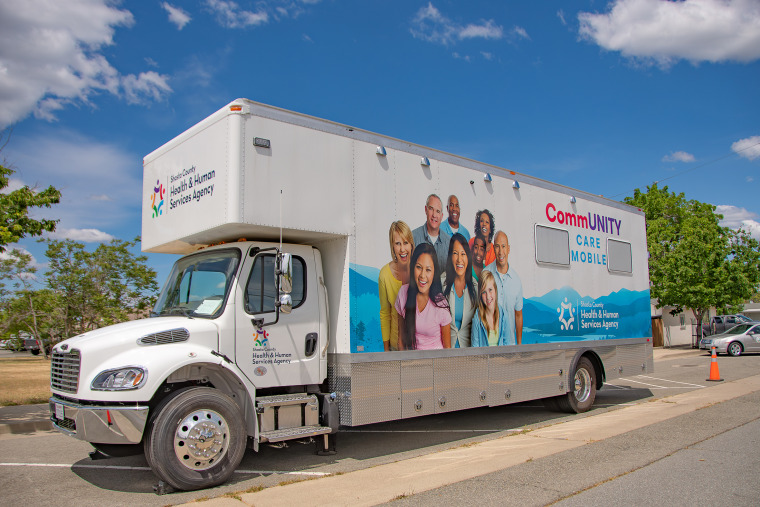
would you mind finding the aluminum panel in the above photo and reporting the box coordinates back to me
[401,359,434,419]
[328,362,354,426]
[594,345,617,380]
[347,361,401,426]
[433,355,489,414]
[615,342,650,378]
[488,350,567,405]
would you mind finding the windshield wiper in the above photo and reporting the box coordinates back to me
[158,306,194,319]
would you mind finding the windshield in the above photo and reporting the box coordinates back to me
[736,315,752,323]
[153,248,241,319]
[725,324,752,335]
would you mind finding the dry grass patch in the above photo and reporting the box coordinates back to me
[0,356,51,406]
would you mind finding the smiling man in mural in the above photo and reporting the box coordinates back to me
[412,194,451,274]
[483,231,523,345]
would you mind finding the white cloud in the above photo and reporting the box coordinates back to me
[557,10,567,26]
[578,0,760,67]
[732,135,760,161]
[512,26,530,40]
[122,72,172,105]
[747,176,755,183]
[4,131,141,234]
[716,204,760,239]
[45,227,115,243]
[411,3,505,46]
[0,0,172,128]
[206,0,268,28]
[162,2,192,30]
[662,151,696,163]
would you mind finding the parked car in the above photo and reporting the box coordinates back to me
[699,322,760,356]
[701,314,753,337]
[0,340,8,350]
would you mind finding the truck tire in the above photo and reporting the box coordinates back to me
[551,357,597,414]
[727,342,743,357]
[30,349,40,356]
[143,387,246,491]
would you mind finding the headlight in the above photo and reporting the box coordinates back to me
[91,367,147,391]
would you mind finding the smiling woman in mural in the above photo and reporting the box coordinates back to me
[395,243,451,350]
[379,221,414,351]
[471,270,513,347]
[443,233,477,348]
[470,209,496,267]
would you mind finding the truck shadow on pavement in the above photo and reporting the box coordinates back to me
[69,387,654,495]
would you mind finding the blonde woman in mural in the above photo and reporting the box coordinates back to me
[471,270,512,347]
[379,221,414,351]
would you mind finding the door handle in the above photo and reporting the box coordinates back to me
[305,333,318,357]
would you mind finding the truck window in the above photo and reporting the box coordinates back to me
[245,254,306,314]
[153,249,241,318]
[607,238,632,274]
[534,224,570,266]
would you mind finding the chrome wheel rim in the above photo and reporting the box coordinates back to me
[728,343,741,356]
[574,368,592,403]
[174,409,230,470]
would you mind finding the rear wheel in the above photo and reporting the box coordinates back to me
[727,342,743,357]
[144,387,246,491]
[551,357,597,414]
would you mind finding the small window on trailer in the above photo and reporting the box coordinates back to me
[534,224,570,267]
[607,238,632,274]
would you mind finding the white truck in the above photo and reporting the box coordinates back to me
[49,99,653,492]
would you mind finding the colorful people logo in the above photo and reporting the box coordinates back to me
[151,179,165,218]
[254,328,270,347]
[557,297,574,331]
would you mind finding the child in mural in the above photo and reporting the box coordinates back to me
[469,209,496,267]
[442,233,477,348]
[395,243,452,350]
[471,270,514,347]
[471,235,487,281]
[378,221,414,351]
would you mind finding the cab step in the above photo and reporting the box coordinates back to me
[259,425,332,443]
[256,393,317,409]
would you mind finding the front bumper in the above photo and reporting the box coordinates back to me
[49,396,149,444]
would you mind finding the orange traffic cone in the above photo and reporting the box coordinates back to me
[706,346,723,382]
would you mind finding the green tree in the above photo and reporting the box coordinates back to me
[0,134,61,249]
[625,183,760,336]
[0,249,59,357]
[44,236,159,339]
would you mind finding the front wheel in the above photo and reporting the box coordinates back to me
[549,357,597,414]
[144,387,247,491]
[727,342,743,357]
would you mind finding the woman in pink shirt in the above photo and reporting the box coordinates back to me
[395,243,452,350]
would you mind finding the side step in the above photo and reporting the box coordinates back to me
[259,425,332,443]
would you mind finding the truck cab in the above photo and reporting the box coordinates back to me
[50,241,334,491]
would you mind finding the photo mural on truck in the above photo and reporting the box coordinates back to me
[349,193,651,353]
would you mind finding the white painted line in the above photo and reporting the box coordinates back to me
[0,463,330,476]
[637,376,706,388]
[341,429,522,434]
[613,378,670,388]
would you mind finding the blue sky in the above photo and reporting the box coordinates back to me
[1,0,759,285]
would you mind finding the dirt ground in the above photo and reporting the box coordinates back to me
[0,355,50,406]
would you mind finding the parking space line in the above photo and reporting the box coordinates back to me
[637,375,706,388]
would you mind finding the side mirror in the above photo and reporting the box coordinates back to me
[277,253,293,294]
[279,294,292,314]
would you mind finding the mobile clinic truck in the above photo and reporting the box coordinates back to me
[49,99,653,492]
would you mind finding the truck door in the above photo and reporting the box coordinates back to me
[235,246,322,388]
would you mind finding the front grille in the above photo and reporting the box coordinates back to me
[139,327,189,345]
[51,349,81,393]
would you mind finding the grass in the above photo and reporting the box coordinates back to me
[0,355,51,406]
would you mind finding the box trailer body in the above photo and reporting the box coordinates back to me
[50,99,653,491]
